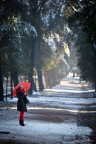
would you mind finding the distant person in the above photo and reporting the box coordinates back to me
[16,85,29,126]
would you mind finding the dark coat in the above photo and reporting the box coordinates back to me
[16,89,28,112]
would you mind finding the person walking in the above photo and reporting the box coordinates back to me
[16,85,29,126]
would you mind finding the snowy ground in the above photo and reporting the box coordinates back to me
[0,76,96,144]
[0,118,92,144]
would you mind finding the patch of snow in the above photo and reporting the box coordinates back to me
[0,120,92,143]
[32,91,41,95]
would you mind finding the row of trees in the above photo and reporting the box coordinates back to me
[0,0,95,101]
[0,0,75,101]
[64,0,96,90]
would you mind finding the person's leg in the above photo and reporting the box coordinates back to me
[19,112,25,126]
[19,112,24,120]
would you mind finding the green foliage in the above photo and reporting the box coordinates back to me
[64,0,96,84]
[0,0,37,76]
[77,43,96,82]
[0,0,79,92]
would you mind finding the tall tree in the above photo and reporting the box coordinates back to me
[28,0,66,90]
[64,0,96,89]
[0,0,36,100]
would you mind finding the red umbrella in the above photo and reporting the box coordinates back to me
[13,82,31,96]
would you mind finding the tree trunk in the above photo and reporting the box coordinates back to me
[37,67,44,91]
[12,70,19,87]
[10,73,13,99]
[28,74,37,94]
[28,37,37,94]
[5,75,8,101]
[45,71,49,88]
[95,82,96,93]
[0,60,4,101]
[45,71,51,88]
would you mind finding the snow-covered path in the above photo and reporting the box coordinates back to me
[0,118,92,144]
[0,76,95,144]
